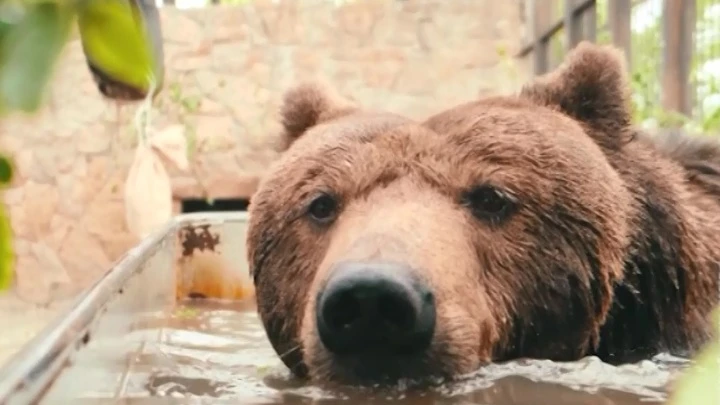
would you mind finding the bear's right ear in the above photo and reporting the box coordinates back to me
[279,81,357,149]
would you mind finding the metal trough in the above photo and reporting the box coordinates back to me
[0,212,253,404]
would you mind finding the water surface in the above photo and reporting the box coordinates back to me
[55,299,689,405]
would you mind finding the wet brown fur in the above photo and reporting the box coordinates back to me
[247,42,720,384]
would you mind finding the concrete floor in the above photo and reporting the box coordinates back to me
[0,294,72,365]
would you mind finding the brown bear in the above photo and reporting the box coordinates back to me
[246,42,720,386]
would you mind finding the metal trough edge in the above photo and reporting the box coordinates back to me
[0,212,250,405]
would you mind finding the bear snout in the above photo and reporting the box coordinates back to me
[315,261,436,357]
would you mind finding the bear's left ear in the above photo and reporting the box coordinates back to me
[520,41,632,149]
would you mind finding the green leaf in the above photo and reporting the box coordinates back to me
[0,155,13,185]
[0,154,12,291]
[0,197,13,292]
[76,0,165,101]
[669,309,720,405]
[0,2,75,113]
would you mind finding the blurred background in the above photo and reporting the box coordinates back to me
[0,0,717,362]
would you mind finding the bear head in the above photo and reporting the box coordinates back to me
[246,43,717,386]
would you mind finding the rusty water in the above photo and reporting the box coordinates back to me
[0,213,691,405]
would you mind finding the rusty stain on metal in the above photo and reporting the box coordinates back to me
[179,224,220,257]
[175,222,253,301]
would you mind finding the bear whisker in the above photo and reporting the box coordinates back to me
[277,344,301,360]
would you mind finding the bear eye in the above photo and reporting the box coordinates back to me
[307,193,339,224]
[463,185,516,223]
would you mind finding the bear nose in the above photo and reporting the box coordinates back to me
[316,261,436,356]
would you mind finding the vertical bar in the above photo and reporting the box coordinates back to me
[662,0,695,116]
[682,0,695,117]
[608,0,632,66]
[532,0,551,74]
[565,0,583,52]
[583,0,597,42]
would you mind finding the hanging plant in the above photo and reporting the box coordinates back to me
[124,124,189,239]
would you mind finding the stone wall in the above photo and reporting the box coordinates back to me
[0,0,528,304]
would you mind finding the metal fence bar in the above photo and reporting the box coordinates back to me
[583,0,597,41]
[661,0,695,117]
[531,0,552,74]
[564,0,583,52]
[608,0,632,66]
[517,0,596,58]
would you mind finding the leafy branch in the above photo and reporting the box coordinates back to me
[0,0,165,291]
